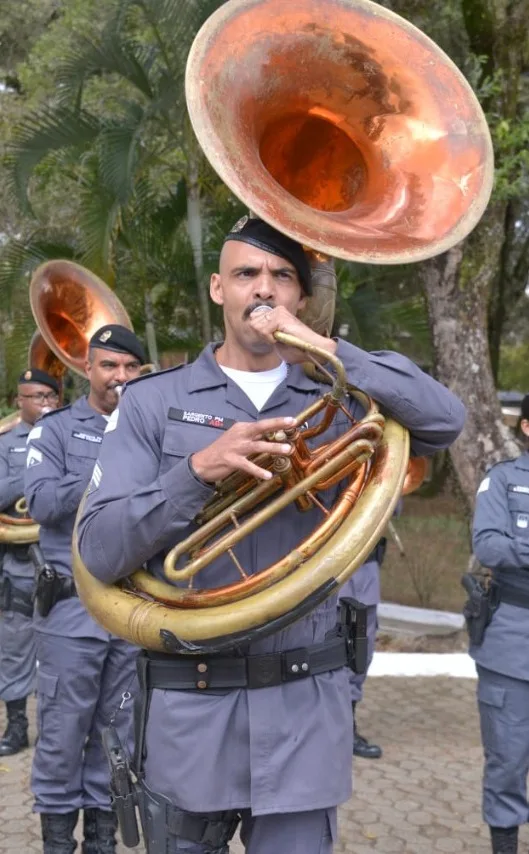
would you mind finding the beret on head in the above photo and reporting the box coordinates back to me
[521,395,529,421]
[224,216,312,295]
[18,369,60,395]
[89,324,146,364]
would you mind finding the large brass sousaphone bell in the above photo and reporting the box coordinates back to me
[73,0,493,652]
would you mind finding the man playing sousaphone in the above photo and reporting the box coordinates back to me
[77,218,466,854]
[0,368,59,756]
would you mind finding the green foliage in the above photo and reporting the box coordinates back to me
[498,342,529,392]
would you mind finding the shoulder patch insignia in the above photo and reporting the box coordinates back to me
[27,426,43,442]
[27,447,43,467]
[477,477,490,494]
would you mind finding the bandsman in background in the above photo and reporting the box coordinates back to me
[24,326,145,854]
[0,369,59,756]
[470,393,529,854]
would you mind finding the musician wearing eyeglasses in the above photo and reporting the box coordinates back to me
[76,218,466,854]
[24,326,145,854]
[0,368,59,757]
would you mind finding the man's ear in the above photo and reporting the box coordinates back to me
[210,273,224,306]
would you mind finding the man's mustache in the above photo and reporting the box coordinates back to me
[243,301,275,320]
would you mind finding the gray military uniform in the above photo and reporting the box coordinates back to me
[24,397,137,815]
[77,339,465,851]
[0,421,36,703]
[472,452,529,829]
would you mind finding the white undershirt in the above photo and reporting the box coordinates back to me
[219,362,288,411]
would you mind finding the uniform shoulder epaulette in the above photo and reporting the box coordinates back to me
[40,404,72,420]
[125,364,186,389]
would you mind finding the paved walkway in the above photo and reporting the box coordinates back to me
[1,675,523,853]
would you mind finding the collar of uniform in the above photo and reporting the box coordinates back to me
[187,344,319,394]
[13,420,30,437]
[187,344,230,393]
[514,452,529,471]
[72,395,105,422]
[285,363,321,392]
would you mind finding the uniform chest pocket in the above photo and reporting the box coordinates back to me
[7,447,27,470]
[66,435,102,474]
[160,422,225,474]
[507,492,529,538]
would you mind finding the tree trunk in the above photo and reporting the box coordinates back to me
[420,201,520,510]
[0,312,9,405]
[186,146,212,345]
[143,290,160,370]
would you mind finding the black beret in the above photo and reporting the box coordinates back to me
[18,369,60,395]
[224,216,312,295]
[89,325,146,364]
[521,395,529,421]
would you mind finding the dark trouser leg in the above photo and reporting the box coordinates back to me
[32,633,106,814]
[82,808,118,854]
[82,637,137,811]
[240,808,337,854]
[0,696,29,755]
[490,826,518,854]
[349,604,381,759]
[352,700,382,759]
[477,667,529,832]
[40,811,79,854]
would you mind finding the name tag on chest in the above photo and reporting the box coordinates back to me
[9,446,26,453]
[168,408,234,430]
[510,485,529,495]
[71,431,103,444]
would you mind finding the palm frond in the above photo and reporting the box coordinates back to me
[8,107,101,209]
[0,236,77,312]
[97,109,145,203]
[76,182,121,279]
[56,31,156,105]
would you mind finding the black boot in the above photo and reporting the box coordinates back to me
[0,697,29,756]
[490,826,518,854]
[40,812,79,854]
[82,808,118,854]
[352,701,382,759]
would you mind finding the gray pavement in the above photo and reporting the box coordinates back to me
[1,675,524,853]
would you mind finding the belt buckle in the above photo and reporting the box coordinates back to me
[283,647,311,681]
[246,653,282,689]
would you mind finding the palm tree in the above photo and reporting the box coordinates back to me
[8,0,231,346]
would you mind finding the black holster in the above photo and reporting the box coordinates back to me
[137,782,239,854]
[461,573,499,646]
[101,725,140,848]
[29,544,77,618]
[338,596,368,674]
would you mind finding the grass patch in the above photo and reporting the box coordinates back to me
[380,493,471,612]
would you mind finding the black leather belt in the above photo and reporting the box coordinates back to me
[497,578,529,610]
[142,636,348,691]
